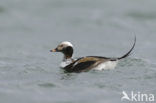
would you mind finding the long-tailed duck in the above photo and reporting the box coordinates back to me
[50,37,136,73]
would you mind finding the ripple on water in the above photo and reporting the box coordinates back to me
[0,6,5,13]
[126,11,156,20]
[118,57,148,67]
[38,83,56,88]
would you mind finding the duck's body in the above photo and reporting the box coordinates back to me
[50,37,136,73]
[62,56,118,72]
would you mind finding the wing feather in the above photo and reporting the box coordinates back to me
[63,57,98,72]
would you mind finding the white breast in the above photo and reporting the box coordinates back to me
[93,61,118,70]
[60,59,73,68]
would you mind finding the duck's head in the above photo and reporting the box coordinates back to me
[50,41,74,59]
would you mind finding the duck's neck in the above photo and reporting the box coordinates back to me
[63,55,72,61]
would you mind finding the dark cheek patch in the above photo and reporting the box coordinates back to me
[63,47,73,53]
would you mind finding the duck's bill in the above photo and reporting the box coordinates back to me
[50,49,57,52]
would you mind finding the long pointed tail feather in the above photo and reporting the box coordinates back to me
[117,35,136,60]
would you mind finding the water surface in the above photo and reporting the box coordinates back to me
[0,0,156,103]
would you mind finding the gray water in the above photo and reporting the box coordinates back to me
[0,0,156,103]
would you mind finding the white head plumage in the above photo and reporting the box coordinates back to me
[61,41,73,47]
